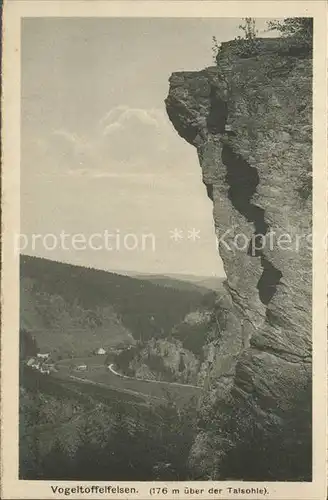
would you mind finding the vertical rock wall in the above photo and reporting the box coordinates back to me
[165,38,312,479]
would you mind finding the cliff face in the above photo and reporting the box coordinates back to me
[165,38,312,480]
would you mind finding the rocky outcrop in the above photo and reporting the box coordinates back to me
[165,38,312,480]
[128,338,200,384]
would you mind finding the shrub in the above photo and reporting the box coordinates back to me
[212,18,259,61]
[212,36,221,63]
[239,18,258,40]
[232,18,260,58]
[267,18,313,51]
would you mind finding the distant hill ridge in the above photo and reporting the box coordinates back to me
[130,272,224,293]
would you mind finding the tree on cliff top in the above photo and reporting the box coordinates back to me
[267,18,313,48]
[238,18,258,40]
[212,18,258,61]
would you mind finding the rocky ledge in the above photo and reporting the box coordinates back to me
[165,38,312,480]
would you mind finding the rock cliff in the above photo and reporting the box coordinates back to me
[165,37,312,480]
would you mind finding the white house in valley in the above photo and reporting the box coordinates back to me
[95,347,106,355]
[75,364,87,371]
[37,353,50,360]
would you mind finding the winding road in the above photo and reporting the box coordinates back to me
[69,373,166,402]
[107,363,201,390]
[55,357,201,406]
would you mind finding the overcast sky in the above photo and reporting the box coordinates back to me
[21,17,276,277]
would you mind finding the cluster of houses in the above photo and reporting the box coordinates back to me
[73,347,107,372]
[25,353,56,375]
[25,346,127,375]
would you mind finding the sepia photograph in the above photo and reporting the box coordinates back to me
[1,2,327,499]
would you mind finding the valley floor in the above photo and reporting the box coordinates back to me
[53,355,201,407]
